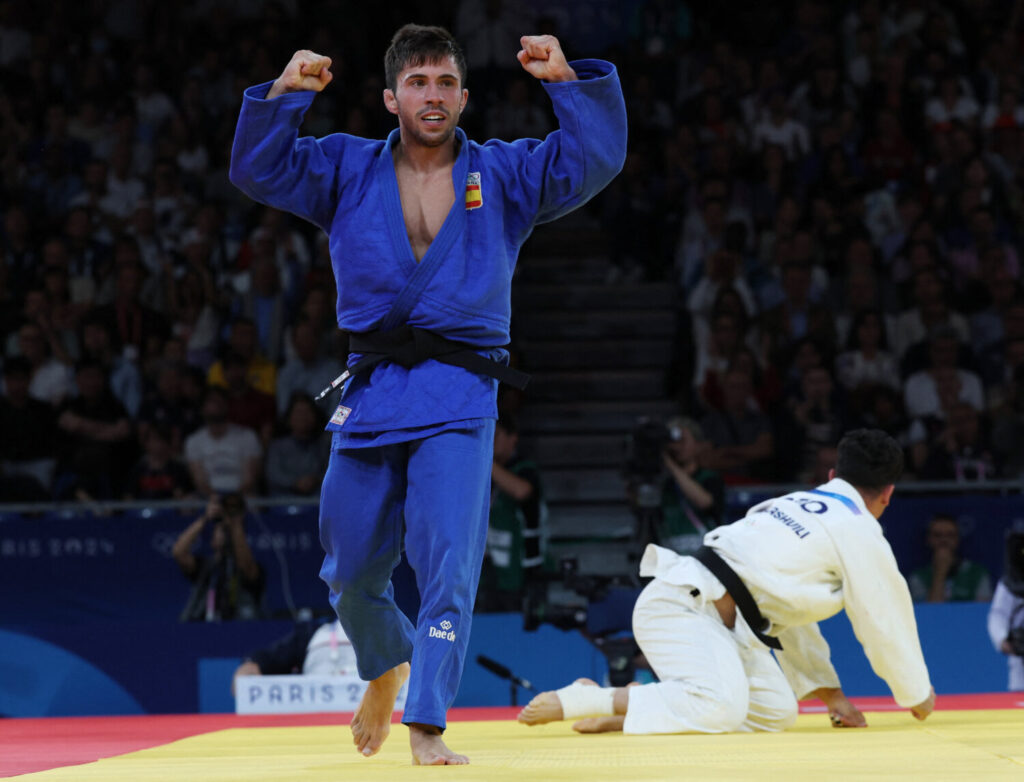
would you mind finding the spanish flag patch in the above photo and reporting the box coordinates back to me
[465,171,482,210]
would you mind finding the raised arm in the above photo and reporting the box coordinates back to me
[228,50,345,231]
[497,36,627,228]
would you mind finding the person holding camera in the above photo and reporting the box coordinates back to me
[172,493,265,622]
[987,527,1024,690]
[657,416,724,554]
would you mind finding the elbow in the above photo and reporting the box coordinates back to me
[228,156,248,191]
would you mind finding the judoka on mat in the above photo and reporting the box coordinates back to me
[520,429,936,734]
[229,23,626,764]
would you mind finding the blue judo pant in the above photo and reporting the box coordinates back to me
[318,422,494,729]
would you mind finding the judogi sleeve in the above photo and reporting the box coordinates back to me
[229,82,343,231]
[830,519,932,708]
[489,60,627,230]
[774,623,841,699]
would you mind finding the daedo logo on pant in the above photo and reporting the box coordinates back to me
[429,619,456,642]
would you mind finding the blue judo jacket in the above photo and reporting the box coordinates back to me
[230,59,627,440]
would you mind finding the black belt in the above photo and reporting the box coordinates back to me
[315,326,530,401]
[693,545,782,650]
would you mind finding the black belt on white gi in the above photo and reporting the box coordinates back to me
[315,326,530,401]
[693,545,783,650]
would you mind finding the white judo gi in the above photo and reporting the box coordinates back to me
[624,477,932,735]
[986,580,1024,691]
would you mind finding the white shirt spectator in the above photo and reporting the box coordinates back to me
[184,424,262,494]
[904,368,985,419]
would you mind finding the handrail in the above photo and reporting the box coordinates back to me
[1,479,1021,518]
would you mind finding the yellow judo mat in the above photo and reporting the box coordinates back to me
[12,710,1024,782]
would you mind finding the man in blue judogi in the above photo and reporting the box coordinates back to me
[229,24,626,764]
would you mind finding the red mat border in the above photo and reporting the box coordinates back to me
[2,695,1022,778]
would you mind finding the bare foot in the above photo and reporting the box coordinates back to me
[573,715,626,733]
[517,677,599,726]
[351,662,410,757]
[409,724,469,765]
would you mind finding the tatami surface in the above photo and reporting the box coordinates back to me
[5,698,1024,781]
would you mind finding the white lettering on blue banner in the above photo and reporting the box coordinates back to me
[234,674,408,715]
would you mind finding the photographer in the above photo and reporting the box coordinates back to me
[479,413,547,612]
[657,417,724,554]
[987,527,1024,690]
[172,493,265,622]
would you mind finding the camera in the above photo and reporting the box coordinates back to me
[521,556,643,686]
[522,556,636,633]
[1009,624,1024,657]
[625,418,675,487]
[210,492,246,523]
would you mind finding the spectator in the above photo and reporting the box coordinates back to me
[787,365,846,483]
[890,269,970,360]
[54,359,135,500]
[124,424,193,501]
[479,413,546,612]
[184,386,262,497]
[903,326,984,420]
[835,309,900,393]
[655,416,724,554]
[908,514,993,603]
[234,253,287,364]
[232,619,358,694]
[760,261,836,365]
[991,364,1024,478]
[11,321,74,407]
[221,351,276,445]
[265,394,330,496]
[207,317,277,396]
[79,314,143,417]
[917,401,997,482]
[10,285,76,367]
[167,264,220,371]
[276,318,342,418]
[0,356,57,500]
[699,366,775,483]
[750,89,810,160]
[137,360,202,456]
[172,493,264,622]
[91,259,169,362]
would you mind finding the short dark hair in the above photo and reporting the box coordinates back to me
[384,24,466,92]
[835,429,904,492]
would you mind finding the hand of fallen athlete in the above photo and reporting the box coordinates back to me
[517,35,577,83]
[267,50,334,99]
[910,687,935,721]
[812,687,868,728]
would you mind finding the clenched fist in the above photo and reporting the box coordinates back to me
[266,50,333,99]
[516,35,577,83]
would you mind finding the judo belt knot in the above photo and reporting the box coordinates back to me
[347,326,530,390]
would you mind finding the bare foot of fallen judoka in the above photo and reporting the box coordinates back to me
[517,677,600,725]
[409,724,469,765]
[573,715,626,733]
[351,662,410,757]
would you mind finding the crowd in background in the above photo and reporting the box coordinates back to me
[2,0,1024,504]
